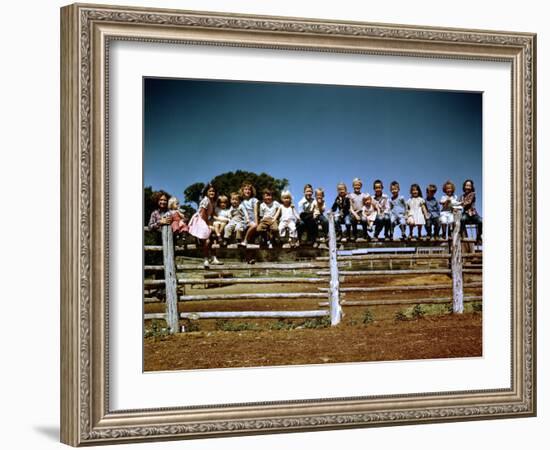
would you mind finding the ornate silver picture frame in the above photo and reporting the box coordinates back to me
[61,3,536,446]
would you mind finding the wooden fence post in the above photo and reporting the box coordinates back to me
[162,225,179,333]
[328,213,342,325]
[451,207,464,314]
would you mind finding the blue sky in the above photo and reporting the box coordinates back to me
[144,78,482,214]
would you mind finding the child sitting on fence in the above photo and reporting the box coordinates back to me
[331,182,352,242]
[361,195,379,238]
[372,179,391,241]
[460,179,482,244]
[279,191,301,248]
[148,190,171,231]
[439,180,458,240]
[424,184,441,240]
[223,192,247,245]
[257,188,281,249]
[297,184,317,244]
[238,182,259,247]
[167,196,189,235]
[313,188,329,242]
[406,183,428,240]
[212,195,230,242]
[188,183,223,268]
[389,181,407,240]
[348,178,370,241]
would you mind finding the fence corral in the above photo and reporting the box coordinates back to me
[144,213,482,333]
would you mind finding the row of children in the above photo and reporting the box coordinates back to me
[147,178,482,267]
[332,178,482,243]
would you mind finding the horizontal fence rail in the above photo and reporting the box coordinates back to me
[144,262,331,271]
[317,282,482,293]
[316,269,482,277]
[315,253,481,261]
[179,293,327,301]
[177,277,328,285]
[318,296,483,307]
[179,310,329,320]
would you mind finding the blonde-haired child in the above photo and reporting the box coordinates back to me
[361,195,379,238]
[167,196,188,235]
[212,195,230,241]
[223,192,247,245]
[279,191,301,247]
[238,182,259,247]
[313,188,329,242]
[348,177,369,241]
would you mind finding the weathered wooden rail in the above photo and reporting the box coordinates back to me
[144,208,481,332]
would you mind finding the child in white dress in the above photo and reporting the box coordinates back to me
[279,191,301,247]
[212,195,231,242]
[361,195,379,238]
[406,183,428,240]
[439,180,458,240]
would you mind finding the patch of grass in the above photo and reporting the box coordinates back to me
[411,304,425,320]
[270,319,297,330]
[302,316,331,329]
[184,320,201,332]
[144,320,170,339]
[471,302,483,314]
[215,320,259,332]
[362,309,375,326]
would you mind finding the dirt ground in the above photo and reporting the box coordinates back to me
[144,313,482,371]
[144,270,482,371]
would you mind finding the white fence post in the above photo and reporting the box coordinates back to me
[451,207,464,314]
[162,225,179,333]
[328,213,342,325]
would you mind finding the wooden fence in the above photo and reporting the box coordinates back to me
[144,220,339,333]
[144,207,480,333]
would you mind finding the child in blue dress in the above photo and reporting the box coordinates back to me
[238,182,259,247]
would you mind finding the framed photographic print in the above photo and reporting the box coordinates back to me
[60,3,536,446]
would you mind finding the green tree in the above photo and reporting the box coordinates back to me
[183,182,205,208]
[208,170,289,200]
